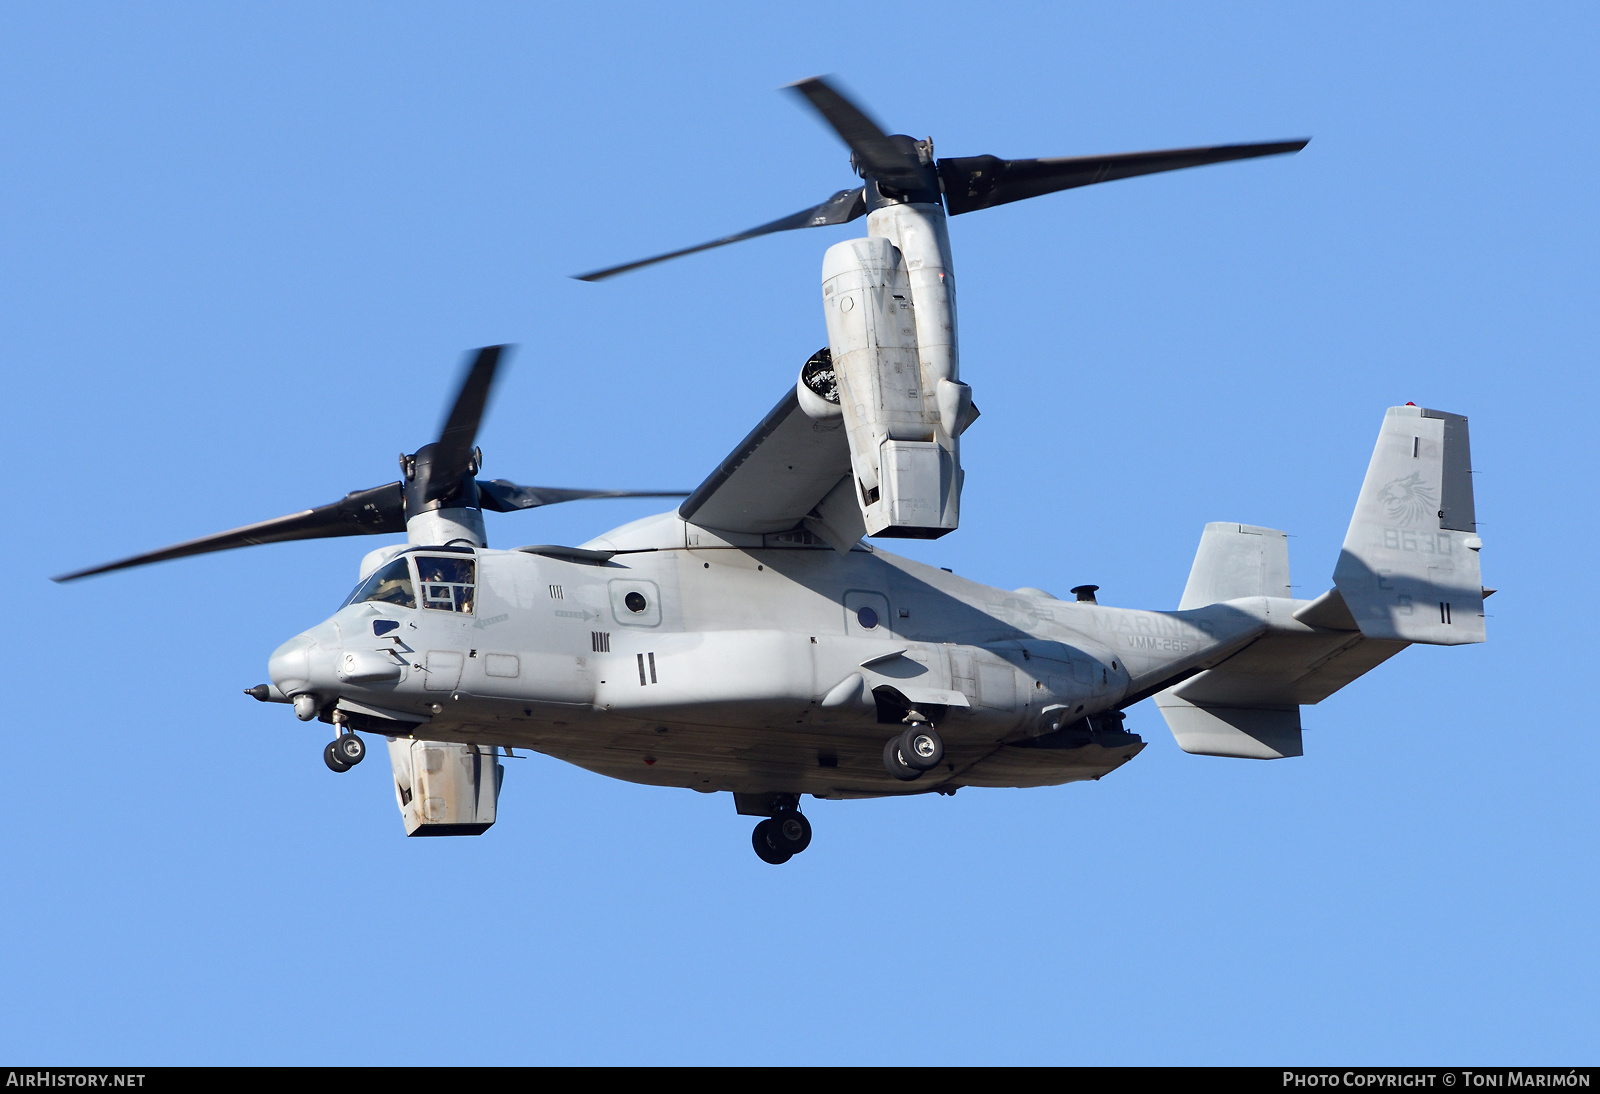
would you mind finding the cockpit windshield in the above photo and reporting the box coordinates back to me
[342,556,417,609]
[417,555,475,614]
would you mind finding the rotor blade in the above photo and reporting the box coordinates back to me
[478,480,692,512]
[573,188,867,282]
[53,482,406,582]
[428,345,508,500]
[937,139,1310,216]
[786,76,924,190]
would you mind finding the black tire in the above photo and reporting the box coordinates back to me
[323,741,351,772]
[752,819,792,864]
[771,811,812,855]
[334,733,366,765]
[900,725,944,770]
[883,737,922,781]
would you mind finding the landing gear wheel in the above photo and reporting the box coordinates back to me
[333,733,366,766]
[323,740,352,773]
[900,725,944,770]
[883,737,922,781]
[771,811,812,855]
[752,819,792,865]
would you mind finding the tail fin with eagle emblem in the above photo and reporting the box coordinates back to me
[1155,405,1484,761]
[1330,405,1485,645]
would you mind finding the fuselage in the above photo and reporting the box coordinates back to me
[268,510,1273,798]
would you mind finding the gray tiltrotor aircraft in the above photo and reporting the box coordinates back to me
[57,79,1487,862]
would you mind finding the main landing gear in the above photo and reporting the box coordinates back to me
[883,720,944,781]
[323,712,366,773]
[752,803,813,865]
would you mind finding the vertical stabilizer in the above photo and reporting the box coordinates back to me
[1162,522,1298,758]
[1332,406,1485,644]
[1156,694,1303,759]
[1179,523,1291,609]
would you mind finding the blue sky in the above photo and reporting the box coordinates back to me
[3,2,1596,1064]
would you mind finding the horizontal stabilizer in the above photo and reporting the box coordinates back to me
[1155,692,1302,759]
[1157,584,1407,761]
[1333,406,1485,645]
[1169,624,1409,710]
[1292,587,1359,630]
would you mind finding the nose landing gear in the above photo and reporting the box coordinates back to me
[324,740,350,771]
[322,712,366,773]
[751,803,813,865]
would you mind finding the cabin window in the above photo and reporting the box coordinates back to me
[343,557,416,609]
[417,555,476,614]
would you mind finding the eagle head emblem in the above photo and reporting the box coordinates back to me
[1378,472,1438,526]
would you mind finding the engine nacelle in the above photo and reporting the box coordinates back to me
[818,204,974,539]
[386,738,502,836]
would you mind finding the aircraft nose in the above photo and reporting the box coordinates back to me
[268,634,314,696]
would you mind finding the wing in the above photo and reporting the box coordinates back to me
[677,387,853,536]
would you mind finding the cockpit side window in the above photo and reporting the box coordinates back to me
[342,556,417,609]
[417,556,476,614]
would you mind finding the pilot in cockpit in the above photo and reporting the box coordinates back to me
[342,556,417,609]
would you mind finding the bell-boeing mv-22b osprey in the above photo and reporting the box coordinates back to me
[56,79,1489,863]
